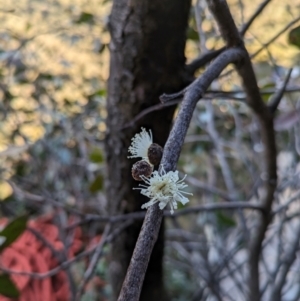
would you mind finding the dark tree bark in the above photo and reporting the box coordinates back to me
[105,1,191,300]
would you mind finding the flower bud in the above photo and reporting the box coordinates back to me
[131,160,153,181]
[148,143,163,166]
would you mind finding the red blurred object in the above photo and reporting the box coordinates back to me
[0,214,82,301]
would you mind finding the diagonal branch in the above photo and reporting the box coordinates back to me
[268,68,293,113]
[117,47,244,301]
[186,47,226,75]
[251,16,300,58]
[185,0,273,76]
[240,0,273,36]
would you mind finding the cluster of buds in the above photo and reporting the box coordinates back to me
[128,128,163,181]
[128,128,192,214]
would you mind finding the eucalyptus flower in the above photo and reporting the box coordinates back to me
[128,128,153,161]
[134,166,192,214]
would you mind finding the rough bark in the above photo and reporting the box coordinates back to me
[105,1,191,300]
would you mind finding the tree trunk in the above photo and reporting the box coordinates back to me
[105,1,191,300]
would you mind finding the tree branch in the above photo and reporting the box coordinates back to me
[206,0,243,47]
[269,222,300,301]
[117,47,244,301]
[268,68,293,113]
[0,220,133,279]
[185,174,235,202]
[185,0,273,75]
[250,16,300,58]
[66,201,265,231]
[172,202,266,216]
[121,100,180,130]
[75,224,111,300]
[186,47,225,75]
[122,86,300,130]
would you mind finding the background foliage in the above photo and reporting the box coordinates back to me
[0,0,300,300]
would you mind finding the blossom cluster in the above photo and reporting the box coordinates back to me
[128,128,192,214]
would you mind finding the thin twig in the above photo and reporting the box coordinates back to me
[218,17,300,79]
[186,47,226,75]
[124,87,300,130]
[9,181,86,216]
[55,210,77,299]
[171,202,266,216]
[268,68,293,113]
[240,0,273,36]
[205,102,238,200]
[186,0,273,75]
[272,190,300,215]
[67,201,265,230]
[250,17,300,58]
[205,102,249,240]
[209,87,300,96]
[27,227,62,260]
[269,221,300,301]
[185,174,234,202]
[121,99,180,129]
[75,224,111,300]
[0,220,133,279]
[172,241,223,301]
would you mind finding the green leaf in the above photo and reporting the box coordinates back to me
[0,215,28,252]
[260,82,275,102]
[25,22,32,32]
[0,274,20,298]
[89,148,103,163]
[176,201,187,210]
[261,92,273,103]
[187,27,199,41]
[89,175,104,193]
[288,26,300,49]
[95,89,106,97]
[75,12,94,24]
[98,43,106,54]
[216,211,236,228]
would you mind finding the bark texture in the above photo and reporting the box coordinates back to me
[105,1,191,300]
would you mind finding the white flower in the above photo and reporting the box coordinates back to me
[134,166,192,214]
[128,128,153,161]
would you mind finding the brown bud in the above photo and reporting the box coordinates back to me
[131,160,153,181]
[148,143,163,166]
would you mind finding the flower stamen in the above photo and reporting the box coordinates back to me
[128,128,153,161]
[134,166,192,214]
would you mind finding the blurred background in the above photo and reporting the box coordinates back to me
[0,0,300,300]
